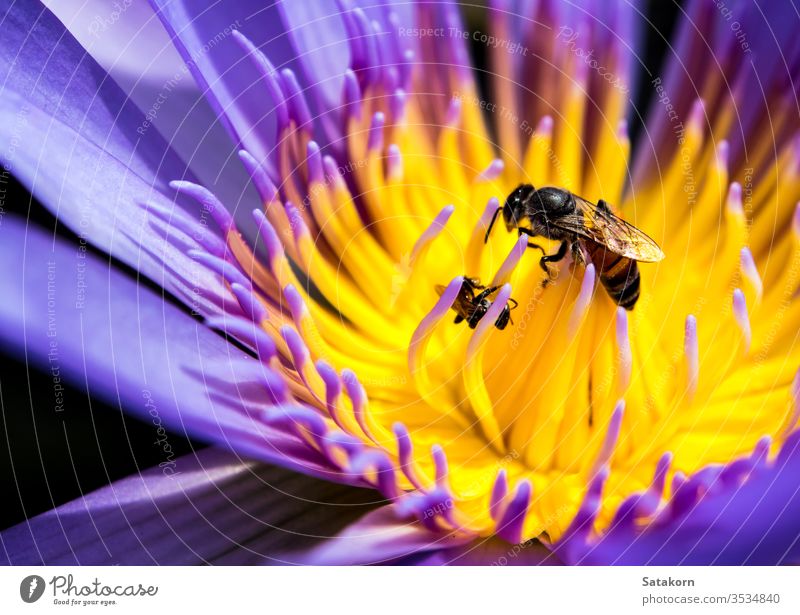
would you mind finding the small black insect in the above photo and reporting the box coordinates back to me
[435,277,518,330]
[485,184,665,309]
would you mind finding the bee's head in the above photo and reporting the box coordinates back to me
[503,184,535,231]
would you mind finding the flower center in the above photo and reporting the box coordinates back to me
[164,23,800,545]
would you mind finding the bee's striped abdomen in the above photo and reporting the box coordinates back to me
[586,243,641,310]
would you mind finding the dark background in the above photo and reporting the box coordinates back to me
[0,1,680,530]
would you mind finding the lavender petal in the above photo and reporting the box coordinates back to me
[0,448,381,565]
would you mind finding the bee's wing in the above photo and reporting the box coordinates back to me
[434,284,447,296]
[556,196,665,262]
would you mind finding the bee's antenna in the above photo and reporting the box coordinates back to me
[484,206,502,243]
[508,297,519,310]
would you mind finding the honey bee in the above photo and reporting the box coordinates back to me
[435,277,518,330]
[486,185,665,309]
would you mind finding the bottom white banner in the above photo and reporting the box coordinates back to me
[0,566,795,614]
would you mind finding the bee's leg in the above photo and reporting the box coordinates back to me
[517,228,546,255]
[475,287,499,302]
[570,240,584,269]
[539,240,569,275]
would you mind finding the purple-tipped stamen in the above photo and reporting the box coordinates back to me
[732,288,751,352]
[684,314,699,399]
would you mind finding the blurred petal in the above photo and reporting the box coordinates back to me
[0,447,381,565]
[635,0,800,178]
[483,0,642,173]
[41,0,189,84]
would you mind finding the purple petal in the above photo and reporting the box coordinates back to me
[47,0,262,224]
[44,1,190,85]
[289,503,475,565]
[0,216,345,484]
[0,2,186,186]
[0,3,232,315]
[0,447,381,564]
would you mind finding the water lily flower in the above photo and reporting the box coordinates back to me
[2,0,800,565]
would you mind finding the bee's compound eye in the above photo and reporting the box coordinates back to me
[515,184,535,199]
